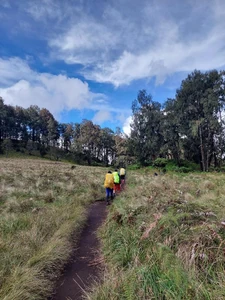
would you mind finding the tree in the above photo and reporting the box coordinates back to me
[173,70,225,171]
[39,108,54,145]
[162,98,182,163]
[63,124,73,151]
[130,90,163,165]
[100,127,115,166]
[47,118,59,146]
[2,139,13,156]
[26,140,35,155]
[113,128,127,167]
[4,105,15,139]
[0,98,7,139]
[26,105,41,142]
[14,106,29,142]
[77,120,101,165]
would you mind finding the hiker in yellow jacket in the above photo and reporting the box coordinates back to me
[104,171,114,205]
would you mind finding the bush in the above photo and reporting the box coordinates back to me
[152,158,168,168]
[127,163,141,170]
[39,145,47,157]
[180,160,199,171]
[2,139,13,156]
[208,166,225,172]
[163,160,177,171]
[166,160,199,172]
[175,166,192,173]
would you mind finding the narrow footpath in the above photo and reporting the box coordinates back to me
[51,201,107,300]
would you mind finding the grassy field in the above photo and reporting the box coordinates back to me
[0,158,105,300]
[89,170,225,300]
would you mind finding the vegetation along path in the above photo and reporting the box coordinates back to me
[51,200,107,300]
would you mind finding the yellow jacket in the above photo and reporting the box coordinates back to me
[104,173,114,189]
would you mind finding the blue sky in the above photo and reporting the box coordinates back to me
[0,0,225,134]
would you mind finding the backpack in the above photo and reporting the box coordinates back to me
[120,168,125,175]
[113,172,120,184]
[104,173,114,188]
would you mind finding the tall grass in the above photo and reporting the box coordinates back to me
[0,158,105,299]
[88,170,225,299]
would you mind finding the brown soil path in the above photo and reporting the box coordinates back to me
[51,200,107,300]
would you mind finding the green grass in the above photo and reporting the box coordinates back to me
[88,170,225,299]
[0,158,106,300]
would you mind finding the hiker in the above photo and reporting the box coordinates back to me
[104,170,114,205]
[113,169,121,195]
[119,167,126,189]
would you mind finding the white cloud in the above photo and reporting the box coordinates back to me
[85,30,225,86]
[48,0,225,86]
[122,116,133,136]
[0,58,105,118]
[49,3,139,65]
[2,0,225,111]
[49,19,119,65]
[92,110,113,124]
[25,0,62,21]
[0,57,36,86]
[24,0,83,23]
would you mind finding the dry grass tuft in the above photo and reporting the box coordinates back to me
[201,180,215,190]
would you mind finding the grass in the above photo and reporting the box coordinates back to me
[0,158,106,300]
[88,170,225,300]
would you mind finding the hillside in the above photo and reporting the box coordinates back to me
[1,159,225,299]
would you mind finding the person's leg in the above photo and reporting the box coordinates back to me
[106,188,110,205]
[115,183,120,192]
[113,184,116,197]
[121,179,125,189]
[120,175,125,189]
[110,188,113,200]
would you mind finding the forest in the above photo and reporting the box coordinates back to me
[0,98,127,166]
[1,69,225,171]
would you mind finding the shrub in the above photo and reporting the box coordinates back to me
[127,164,141,170]
[180,160,199,171]
[39,145,47,157]
[152,158,168,168]
[166,160,200,172]
[2,139,13,156]
[165,160,178,171]
[175,166,192,173]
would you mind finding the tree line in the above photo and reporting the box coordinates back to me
[129,70,225,171]
[0,98,127,165]
[1,69,225,171]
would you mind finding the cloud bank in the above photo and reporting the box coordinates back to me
[1,0,225,127]
[47,0,225,86]
[0,58,104,117]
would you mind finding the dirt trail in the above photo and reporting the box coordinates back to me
[51,200,107,300]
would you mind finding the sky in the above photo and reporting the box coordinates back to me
[0,0,225,135]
